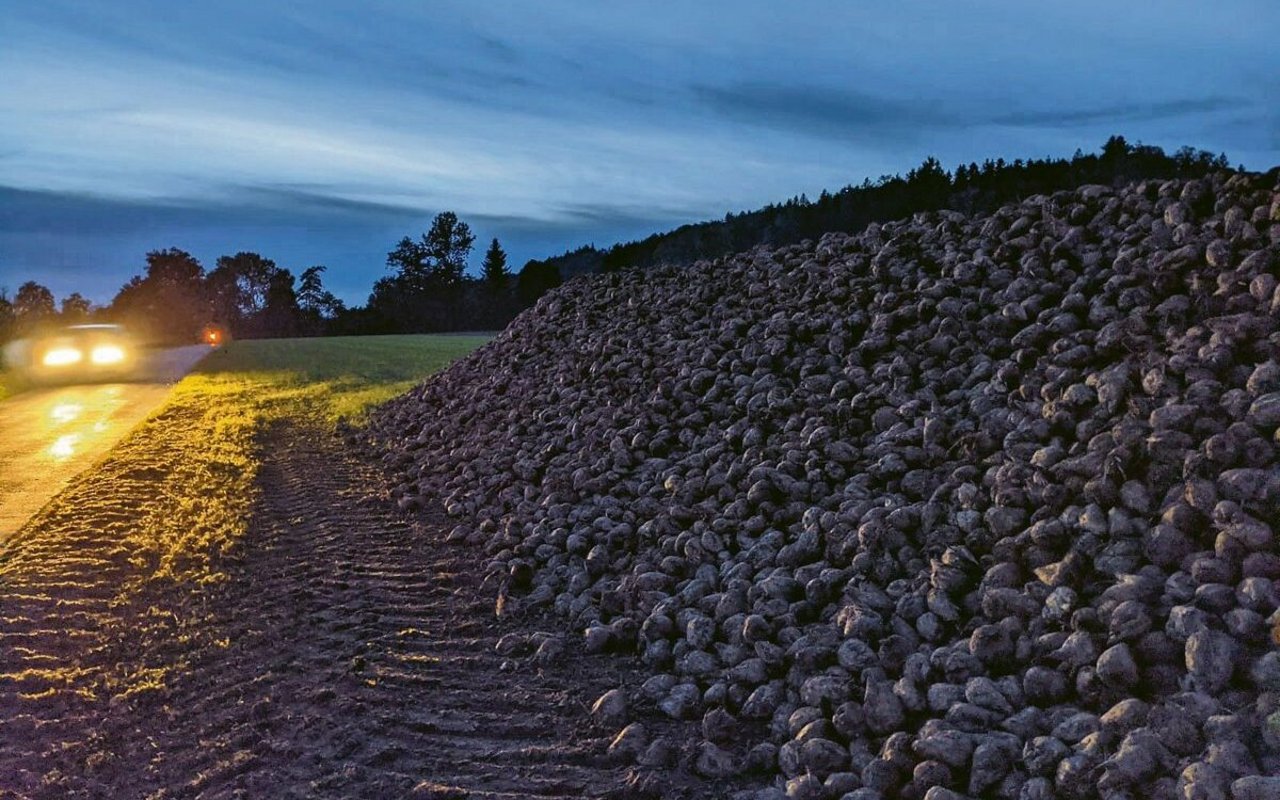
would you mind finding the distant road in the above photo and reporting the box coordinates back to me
[0,345,211,537]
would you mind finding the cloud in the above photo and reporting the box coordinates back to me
[692,82,951,142]
[221,185,431,221]
[693,80,1248,146]
[992,97,1243,128]
[0,184,428,237]
[0,186,197,235]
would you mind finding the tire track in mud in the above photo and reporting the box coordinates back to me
[0,430,206,800]
[131,422,638,799]
[1,422,706,799]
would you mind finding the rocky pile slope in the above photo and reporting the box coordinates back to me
[367,172,1280,800]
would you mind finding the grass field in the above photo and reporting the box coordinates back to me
[192,334,492,422]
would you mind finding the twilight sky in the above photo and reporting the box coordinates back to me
[2,0,1277,305]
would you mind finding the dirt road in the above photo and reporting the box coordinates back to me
[0,415,709,798]
[0,345,212,537]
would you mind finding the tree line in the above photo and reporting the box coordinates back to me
[1,250,348,346]
[0,135,1247,348]
[0,215,564,347]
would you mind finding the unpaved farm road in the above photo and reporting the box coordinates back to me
[0,414,714,798]
[0,345,212,537]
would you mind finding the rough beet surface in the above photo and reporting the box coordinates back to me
[366,171,1280,799]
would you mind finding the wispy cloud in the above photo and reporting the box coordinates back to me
[693,83,953,143]
[695,81,1245,143]
[992,98,1243,128]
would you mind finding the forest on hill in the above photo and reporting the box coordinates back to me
[532,136,1238,279]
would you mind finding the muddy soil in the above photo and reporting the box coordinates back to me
[0,421,724,799]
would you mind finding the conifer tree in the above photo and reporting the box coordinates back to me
[481,237,509,292]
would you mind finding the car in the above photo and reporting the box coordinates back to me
[14,324,139,384]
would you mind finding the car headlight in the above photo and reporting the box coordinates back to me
[90,344,126,365]
[42,347,83,367]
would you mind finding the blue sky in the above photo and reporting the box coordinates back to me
[2,0,1277,305]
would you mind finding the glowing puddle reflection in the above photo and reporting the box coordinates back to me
[50,434,82,460]
[45,395,115,461]
[51,403,83,424]
[1,346,213,537]
[50,401,86,460]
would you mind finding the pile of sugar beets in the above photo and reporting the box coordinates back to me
[366,172,1280,800]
